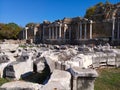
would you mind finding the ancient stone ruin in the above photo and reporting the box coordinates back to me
[0,43,120,90]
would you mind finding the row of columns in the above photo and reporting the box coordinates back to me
[43,24,70,40]
[23,27,37,41]
[76,21,93,40]
[23,21,93,41]
[112,17,120,41]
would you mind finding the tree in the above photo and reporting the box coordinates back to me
[0,22,22,39]
[26,22,36,27]
[84,6,96,18]
[105,0,111,5]
[84,2,104,18]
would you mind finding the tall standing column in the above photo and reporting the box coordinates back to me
[49,27,51,39]
[25,27,28,40]
[43,26,45,40]
[34,27,38,42]
[69,27,71,40]
[90,20,93,39]
[59,24,62,39]
[52,27,54,39]
[117,22,120,40]
[77,23,79,40]
[56,26,58,39]
[112,17,115,41]
[84,23,87,39]
[64,24,67,40]
[80,22,82,39]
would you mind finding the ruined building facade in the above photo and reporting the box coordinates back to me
[20,2,120,45]
[91,2,120,43]
[21,17,93,44]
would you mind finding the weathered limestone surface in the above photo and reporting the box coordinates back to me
[69,67,98,90]
[42,70,71,90]
[33,57,45,73]
[0,43,120,90]
[0,54,16,78]
[0,43,19,51]
[0,81,42,90]
[5,52,33,80]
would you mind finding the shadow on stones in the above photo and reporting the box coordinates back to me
[21,63,51,84]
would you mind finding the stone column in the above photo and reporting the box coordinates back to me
[77,23,79,40]
[90,20,93,39]
[43,26,45,40]
[84,23,87,39]
[117,22,120,40]
[25,27,28,40]
[49,27,51,39]
[59,24,62,39]
[69,27,71,40]
[56,26,58,39]
[64,24,67,40]
[80,22,82,39]
[52,27,54,39]
[34,27,37,42]
[112,17,115,40]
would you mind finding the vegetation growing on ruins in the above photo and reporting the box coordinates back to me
[0,23,22,39]
[0,78,10,86]
[26,22,37,27]
[95,68,120,90]
[84,1,111,19]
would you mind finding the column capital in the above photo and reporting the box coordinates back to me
[59,23,62,26]
[25,27,29,30]
[89,20,93,24]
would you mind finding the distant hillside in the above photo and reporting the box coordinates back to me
[85,1,120,22]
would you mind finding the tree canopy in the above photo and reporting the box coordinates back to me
[0,23,22,39]
[84,1,111,19]
[25,22,36,28]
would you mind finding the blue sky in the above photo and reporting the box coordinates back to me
[0,0,119,27]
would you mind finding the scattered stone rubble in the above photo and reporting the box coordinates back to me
[1,81,42,90]
[0,43,120,90]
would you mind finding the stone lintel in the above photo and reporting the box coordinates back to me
[70,67,98,78]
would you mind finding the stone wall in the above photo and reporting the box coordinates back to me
[92,22,112,38]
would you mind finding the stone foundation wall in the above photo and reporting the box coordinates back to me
[92,22,112,38]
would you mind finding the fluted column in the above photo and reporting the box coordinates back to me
[80,22,82,39]
[25,27,28,40]
[112,17,115,40]
[90,20,93,39]
[56,26,58,39]
[59,24,62,39]
[84,23,87,39]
